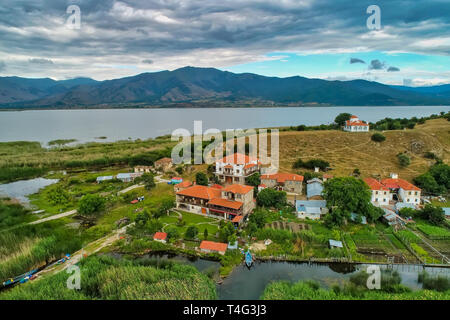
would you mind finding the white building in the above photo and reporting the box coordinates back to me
[215,153,260,185]
[364,177,390,206]
[381,174,421,206]
[343,115,369,132]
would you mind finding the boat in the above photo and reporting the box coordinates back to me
[245,250,253,268]
[2,269,38,288]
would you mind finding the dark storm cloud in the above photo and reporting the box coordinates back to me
[0,0,449,78]
[387,66,400,72]
[350,58,365,64]
[369,59,385,70]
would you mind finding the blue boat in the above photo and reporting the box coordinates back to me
[2,269,38,288]
[245,250,253,268]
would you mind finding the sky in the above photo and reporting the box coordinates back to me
[0,0,449,86]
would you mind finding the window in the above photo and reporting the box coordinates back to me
[375,198,378,202]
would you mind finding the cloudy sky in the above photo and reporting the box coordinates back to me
[0,0,449,86]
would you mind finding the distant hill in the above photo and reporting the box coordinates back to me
[1,67,449,108]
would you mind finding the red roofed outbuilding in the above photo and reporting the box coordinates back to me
[260,172,304,194]
[199,241,228,255]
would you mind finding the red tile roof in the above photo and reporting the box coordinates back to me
[153,232,167,240]
[199,241,228,253]
[364,177,388,191]
[211,184,223,189]
[261,172,304,183]
[244,163,257,169]
[176,180,192,188]
[323,174,333,179]
[218,153,259,165]
[346,120,369,126]
[209,198,243,210]
[176,185,222,200]
[232,215,243,223]
[381,178,421,191]
[223,184,254,194]
[350,115,358,119]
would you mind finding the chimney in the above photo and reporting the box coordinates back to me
[390,173,398,179]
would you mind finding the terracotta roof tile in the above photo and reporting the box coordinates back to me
[223,184,254,194]
[199,241,228,252]
[261,173,304,183]
[381,178,421,191]
[176,185,222,200]
[209,198,243,210]
[153,232,167,240]
[364,177,389,191]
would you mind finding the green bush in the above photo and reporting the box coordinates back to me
[371,133,386,142]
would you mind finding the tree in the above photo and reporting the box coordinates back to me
[420,205,445,226]
[397,153,411,167]
[246,173,261,187]
[256,188,287,208]
[135,210,150,227]
[323,177,372,227]
[429,163,450,190]
[147,219,163,234]
[185,226,199,239]
[166,226,180,242]
[141,173,155,190]
[219,222,236,243]
[248,209,268,229]
[153,199,175,218]
[414,173,445,195]
[195,172,209,186]
[46,186,71,205]
[335,113,352,126]
[371,133,386,142]
[203,228,209,240]
[78,194,106,217]
[297,125,306,131]
[353,168,361,177]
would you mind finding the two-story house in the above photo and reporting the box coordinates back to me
[260,173,304,194]
[364,177,390,206]
[215,153,260,185]
[343,115,369,132]
[381,174,421,206]
[176,183,254,222]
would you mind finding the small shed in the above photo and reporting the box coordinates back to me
[199,240,228,255]
[306,178,324,199]
[153,232,167,243]
[96,175,114,183]
[443,208,450,219]
[329,239,343,249]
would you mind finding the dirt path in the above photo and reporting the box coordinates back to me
[29,209,78,225]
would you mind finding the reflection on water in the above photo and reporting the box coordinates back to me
[0,178,58,204]
[108,252,449,300]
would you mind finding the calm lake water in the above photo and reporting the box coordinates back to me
[114,252,450,300]
[0,178,58,204]
[0,106,449,145]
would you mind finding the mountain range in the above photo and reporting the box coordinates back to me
[1,67,449,109]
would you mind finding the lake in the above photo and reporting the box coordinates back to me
[0,177,58,204]
[0,106,449,145]
[110,252,450,300]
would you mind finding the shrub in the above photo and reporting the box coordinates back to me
[371,133,386,142]
[78,194,106,217]
[397,153,411,167]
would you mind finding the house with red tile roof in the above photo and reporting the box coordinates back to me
[381,173,421,205]
[153,232,167,243]
[199,240,228,255]
[176,183,254,221]
[364,177,391,205]
[343,115,369,132]
[173,180,193,193]
[215,153,260,185]
[261,172,304,194]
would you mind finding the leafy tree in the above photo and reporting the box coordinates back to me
[246,173,261,187]
[256,188,287,208]
[166,226,180,242]
[78,194,106,217]
[147,219,163,234]
[397,153,411,167]
[297,125,306,131]
[248,209,268,229]
[428,163,450,190]
[353,168,361,177]
[335,113,352,126]
[293,158,329,170]
[420,205,445,226]
[185,226,199,239]
[371,133,386,142]
[413,173,445,195]
[219,222,236,243]
[46,186,71,205]
[398,207,418,219]
[153,199,175,218]
[203,228,209,240]
[141,173,155,190]
[195,172,209,186]
[323,177,373,227]
[135,210,150,227]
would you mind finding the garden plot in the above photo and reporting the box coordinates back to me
[265,221,311,233]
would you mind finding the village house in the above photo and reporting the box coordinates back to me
[153,232,167,243]
[134,165,152,174]
[96,175,114,183]
[154,157,173,172]
[296,200,328,220]
[116,172,143,183]
[173,180,193,193]
[306,178,324,199]
[343,115,369,132]
[199,240,228,255]
[215,153,260,185]
[260,173,304,194]
[364,177,391,206]
[381,173,421,206]
[175,183,254,221]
